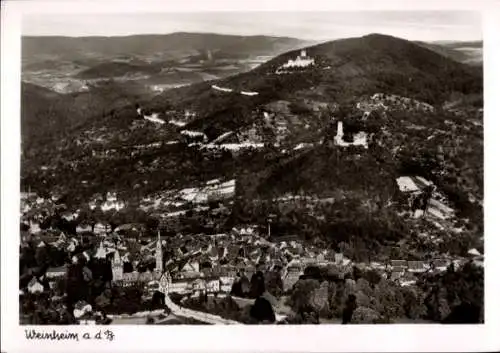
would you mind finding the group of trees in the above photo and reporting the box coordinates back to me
[285,263,483,324]
[181,293,246,322]
[420,262,484,323]
[230,269,283,300]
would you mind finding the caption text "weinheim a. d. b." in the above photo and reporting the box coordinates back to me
[25,329,115,342]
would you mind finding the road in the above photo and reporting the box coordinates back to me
[160,294,241,325]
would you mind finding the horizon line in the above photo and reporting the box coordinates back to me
[20,31,483,43]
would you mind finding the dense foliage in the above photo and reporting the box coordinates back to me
[285,264,483,324]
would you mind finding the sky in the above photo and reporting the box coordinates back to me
[22,11,482,42]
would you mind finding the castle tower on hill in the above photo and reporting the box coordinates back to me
[156,231,163,274]
[336,121,344,139]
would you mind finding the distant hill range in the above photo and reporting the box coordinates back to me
[22,32,311,63]
[23,33,482,144]
[414,40,482,66]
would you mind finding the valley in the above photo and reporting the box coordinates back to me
[22,33,309,94]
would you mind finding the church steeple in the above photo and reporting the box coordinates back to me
[94,241,107,259]
[156,230,163,273]
[112,249,123,281]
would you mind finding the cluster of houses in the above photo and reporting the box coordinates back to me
[137,106,201,129]
[21,191,132,238]
[89,192,125,212]
[21,210,485,322]
[284,251,484,291]
[139,178,236,215]
[370,251,483,285]
[361,93,435,113]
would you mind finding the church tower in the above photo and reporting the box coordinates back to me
[112,250,123,281]
[155,230,163,274]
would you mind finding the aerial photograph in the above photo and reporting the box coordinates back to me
[19,11,484,325]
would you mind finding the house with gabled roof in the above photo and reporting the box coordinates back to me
[29,221,42,234]
[46,266,67,279]
[467,248,483,258]
[61,211,79,222]
[369,261,387,271]
[207,278,220,293]
[407,260,428,273]
[432,258,451,272]
[94,222,110,236]
[180,260,200,278]
[391,260,408,268]
[191,278,207,293]
[392,265,406,273]
[27,277,45,294]
[168,276,194,294]
[76,224,92,234]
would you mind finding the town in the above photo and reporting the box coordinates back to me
[19,167,484,325]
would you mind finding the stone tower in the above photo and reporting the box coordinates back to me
[336,121,344,139]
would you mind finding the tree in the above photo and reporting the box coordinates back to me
[364,269,382,286]
[231,274,250,297]
[443,302,481,323]
[351,306,381,324]
[422,263,483,323]
[342,294,357,324]
[250,271,266,299]
[250,297,276,323]
[35,244,51,267]
[355,278,372,296]
[372,279,405,321]
[289,279,320,314]
[310,281,330,317]
[95,292,111,312]
[425,287,451,322]
[151,291,166,309]
[265,270,284,297]
[401,287,427,320]
[145,217,159,232]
